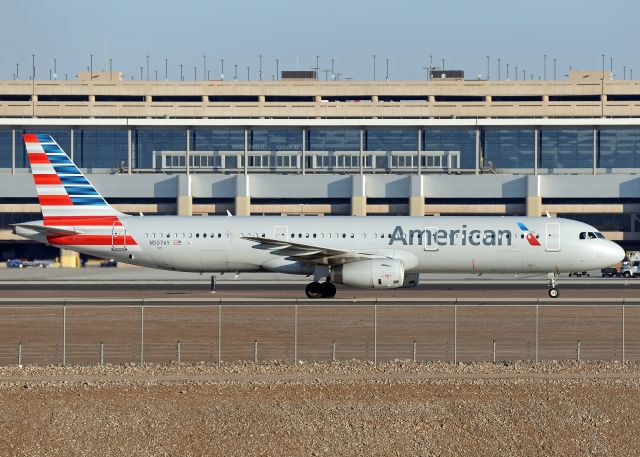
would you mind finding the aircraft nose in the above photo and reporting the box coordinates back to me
[605,242,625,266]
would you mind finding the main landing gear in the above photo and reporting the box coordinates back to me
[305,280,337,299]
[547,272,559,298]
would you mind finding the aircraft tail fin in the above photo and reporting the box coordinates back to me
[23,133,125,226]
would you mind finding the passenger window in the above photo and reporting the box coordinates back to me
[313,234,317,238]
[218,233,222,238]
[203,233,207,238]
[196,233,200,238]
[188,233,192,238]
[166,233,170,238]
[342,233,346,238]
[350,233,354,238]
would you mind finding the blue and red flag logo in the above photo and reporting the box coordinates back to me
[517,222,541,246]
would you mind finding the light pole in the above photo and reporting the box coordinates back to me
[234,64,238,81]
[486,55,490,80]
[373,54,376,81]
[506,63,509,80]
[543,54,547,80]
[16,63,19,80]
[247,66,250,81]
[610,57,613,77]
[624,65,627,80]
[179,64,183,81]
[385,58,389,81]
[109,58,112,80]
[53,57,57,80]
[497,58,501,80]
[515,65,518,80]
[165,58,168,81]
[275,58,279,81]
[331,58,334,79]
[89,53,93,79]
[203,54,207,80]
[221,58,224,80]
[259,54,263,81]
[140,66,143,81]
[602,53,605,79]
[155,70,158,81]
[553,57,557,80]
[146,55,149,80]
[442,58,445,72]
[193,66,196,81]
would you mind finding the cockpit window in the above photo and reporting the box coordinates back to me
[579,231,602,240]
[579,232,586,239]
[595,232,605,239]
[588,232,597,239]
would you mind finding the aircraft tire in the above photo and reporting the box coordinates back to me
[548,288,559,298]
[320,282,337,298]
[305,282,323,299]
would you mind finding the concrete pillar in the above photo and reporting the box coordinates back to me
[351,175,366,216]
[59,249,79,268]
[314,95,322,103]
[526,175,542,217]
[177,174,192,216]
[371,95,379,102]
[409,175,424,216]
[235,175,251,216]
[31,94,38,118]
[258,95,266,103]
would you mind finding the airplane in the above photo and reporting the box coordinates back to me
[12,133,625,299]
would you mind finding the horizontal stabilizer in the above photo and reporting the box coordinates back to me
[11,223,82,237]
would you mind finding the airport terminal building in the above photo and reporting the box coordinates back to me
[2,69,640,263]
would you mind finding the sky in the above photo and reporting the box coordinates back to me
[1,0,639,81]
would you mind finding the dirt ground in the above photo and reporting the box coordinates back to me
[1,361,640,456]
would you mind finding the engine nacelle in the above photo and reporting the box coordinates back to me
[331,259,404,289]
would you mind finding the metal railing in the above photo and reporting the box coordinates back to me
[0,299,636,366]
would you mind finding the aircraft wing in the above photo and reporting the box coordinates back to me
[241,235,388,265]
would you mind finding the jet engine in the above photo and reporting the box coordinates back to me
[331,259,404,289]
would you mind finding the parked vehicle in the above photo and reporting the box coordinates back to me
[100,258,118,267]
[622,261,640,278]
[568,271,590,277]
[22,259,54,268]
[6,259,24,268]
[601,267,620,277]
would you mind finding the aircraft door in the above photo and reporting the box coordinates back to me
[545,223,560,252]
[424,227,438,251]
[111,222,128,251]
[274,226,288,240]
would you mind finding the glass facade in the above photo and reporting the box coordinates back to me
[0,129,11,168]
[540,129,593,169]
[250,129,302,151]
[73,129,128,169]
[365,128,418,151]
[307,128,359,151]
[423,128,476,169]
[483,129,534,169]
[133,129,186,169]
[5,124,640,173]
[599,128,640,168]
[192,128,245,151]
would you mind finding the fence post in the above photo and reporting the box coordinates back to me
[18,342,22,367]
[253,339,258,363]
[412,340,417,363]
[454,303,458,364]
[622,301,625,365]
[373,302,378,364]
[332,340,336,362]
[577,340,581,364]
[100,342,104,366]
[535,301,539,364]
[493,339,496,364]
[62,301,67,367]
[177,340,181,364]
[294,302,298,364]
[140,303,144,366]
[217,300,222,367]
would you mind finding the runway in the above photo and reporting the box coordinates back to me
[0,278,637,300]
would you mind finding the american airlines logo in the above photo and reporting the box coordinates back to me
[387,224,535,247]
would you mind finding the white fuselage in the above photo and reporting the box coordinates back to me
[28,215,623,276]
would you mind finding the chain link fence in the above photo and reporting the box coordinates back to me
[0,299,636,366]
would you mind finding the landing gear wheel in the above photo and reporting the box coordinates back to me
[547,273,559,299]
[320,282,337,298]
[305,282,323,299]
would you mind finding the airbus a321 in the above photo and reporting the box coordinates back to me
[13,134,624,298]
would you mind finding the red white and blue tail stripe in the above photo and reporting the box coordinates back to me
[23,133,137,248]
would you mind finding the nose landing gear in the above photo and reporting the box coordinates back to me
[547,272,559,298]
[305,280,336,299]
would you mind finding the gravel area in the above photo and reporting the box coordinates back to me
[1,361,639,456]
